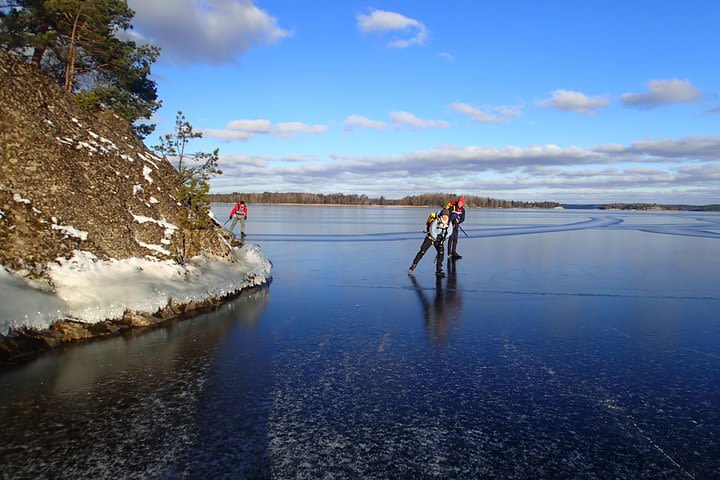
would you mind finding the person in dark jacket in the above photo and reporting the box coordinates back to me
[446,196,466,259]
[409,208,453,277]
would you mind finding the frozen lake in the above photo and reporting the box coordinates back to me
[1,205,719,479]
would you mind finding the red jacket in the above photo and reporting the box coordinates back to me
[230,203,247,218]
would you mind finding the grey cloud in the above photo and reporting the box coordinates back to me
[221,154,270,168]
[606,136,720,161]
[621,79,701,109]
[127,0,291,63]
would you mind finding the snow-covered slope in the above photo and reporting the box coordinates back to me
[0,51,271,359]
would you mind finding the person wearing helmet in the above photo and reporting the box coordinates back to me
[408,208,453,277]
[446,196,466,259]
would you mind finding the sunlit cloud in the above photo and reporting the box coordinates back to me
[537,89,610,114]
[203,119,327,141]
[272,122,327,137]
[357,9,428,48]
[390,111,449,129]
[127,0,292,63]
[202,129,254,141]
[343,115,388,131]
[451,102,518,123]
[621,78,701,109]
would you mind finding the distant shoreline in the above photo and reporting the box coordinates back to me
[211,202,720,212]
[215,203,428,208]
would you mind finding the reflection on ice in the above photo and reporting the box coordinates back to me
[0,287,270,479]
[409,259,464,345]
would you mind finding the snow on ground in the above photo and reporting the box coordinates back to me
[51,223,89,241]
[130,212,178,239]
[143,166,153,184]
[0,244,272,334]
[12,193,31,204]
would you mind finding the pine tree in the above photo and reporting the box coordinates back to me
[153,112,222,228]
[0,0,160,137]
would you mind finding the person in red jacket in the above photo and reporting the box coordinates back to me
[446,196,466,259]
[229,200,248,237]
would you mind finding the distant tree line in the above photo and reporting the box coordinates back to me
[601,203,720,212]
[209,192,561,209]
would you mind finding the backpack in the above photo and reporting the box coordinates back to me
[424,211,439,232]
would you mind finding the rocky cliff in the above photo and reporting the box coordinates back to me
[0,51,267,362]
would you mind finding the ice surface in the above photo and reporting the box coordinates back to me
[1,207,718,478]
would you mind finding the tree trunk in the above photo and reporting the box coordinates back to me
[64,9,83,93]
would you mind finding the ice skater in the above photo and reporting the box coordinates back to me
[445,196,466,259]
[408,208,453,277]
[228,200,248,238]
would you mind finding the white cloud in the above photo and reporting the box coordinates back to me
[272,122,328,137]
[390,111,449,129]
[537,89,610,114]
[621,79,701,109]
[208,135,720,203]
[356,9,428,48]
[344,115,388,131]
[226,119,272,133]
[202,129,254,141]
[451,102,515,123]
[494,105,523,118]
[127,0,291,63]
[203,119,327,141]
[344,112,448,131]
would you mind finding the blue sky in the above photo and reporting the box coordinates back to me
[127,0,719,204]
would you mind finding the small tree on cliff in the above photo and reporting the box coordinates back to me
[0,0,160,138]
[153,111,222,228]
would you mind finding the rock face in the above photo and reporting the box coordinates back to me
[0,51,252,361]
[0,51,236,274]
